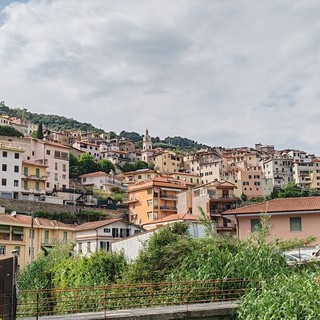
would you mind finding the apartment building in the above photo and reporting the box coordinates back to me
[72,141,101,161]
[310,159,320,191]
[192,180,237,235]
[21,160,47,201]
[0,142,24,199]
[261,156,293,189]
[30,139,70,192]
[154,150,183,173]
[126,177,188,226]
[0,213,74,269]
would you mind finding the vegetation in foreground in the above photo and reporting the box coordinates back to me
[17,217,320,319]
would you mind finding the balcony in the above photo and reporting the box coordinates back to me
[23,174,47,181]
[41,237,67,246]
[160,206,177,211]
[215,222,236,232]
[159,193,177,200]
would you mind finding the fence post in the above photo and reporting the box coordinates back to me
[36,292,39,320]
[149,286,153,307]
[104,287,107,319]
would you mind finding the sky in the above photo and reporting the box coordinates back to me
[1,1,320,154]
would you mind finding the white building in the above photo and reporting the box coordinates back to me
[74,218,144,256]
[0,142,24,199]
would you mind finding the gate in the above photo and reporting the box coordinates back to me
[0,257,17,320]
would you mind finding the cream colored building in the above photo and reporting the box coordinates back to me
[0,213,74,269]
[154,150,182,173]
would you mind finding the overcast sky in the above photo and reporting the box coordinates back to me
[1,1,320,154]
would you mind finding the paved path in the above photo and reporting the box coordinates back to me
[19,301,239,320]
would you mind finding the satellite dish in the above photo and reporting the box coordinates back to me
[10,211,17,217]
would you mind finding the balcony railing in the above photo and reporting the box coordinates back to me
[160,206,177,211]
[160,193,177,200]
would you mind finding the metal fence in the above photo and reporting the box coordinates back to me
[15,278,257,319]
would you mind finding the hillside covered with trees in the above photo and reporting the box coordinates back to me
[0,101,208,151]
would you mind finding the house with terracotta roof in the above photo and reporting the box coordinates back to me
[74,219,144,256]
[223,196,320,244]
[0,213,74,269]
[79,171,126,192]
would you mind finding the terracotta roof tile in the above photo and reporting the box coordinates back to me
[74,218,123,231]
[224,196,320,215]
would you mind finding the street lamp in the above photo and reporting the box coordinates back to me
[11,249,19,320]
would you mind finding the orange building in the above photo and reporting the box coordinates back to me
[126,177,189,226]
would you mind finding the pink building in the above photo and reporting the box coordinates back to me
[224,197,320,244]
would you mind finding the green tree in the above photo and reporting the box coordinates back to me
[36,123,44,139]
[98,159,115,174]
[277,182,306,198]
[122,222,193,283]
[0,125,23,137]
[69,153,79,179]
[122,162,135,172]
[134,160,149,170]
[78,153,98,175]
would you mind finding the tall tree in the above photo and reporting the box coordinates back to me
[78,153,98,175]
[36,123,44,139]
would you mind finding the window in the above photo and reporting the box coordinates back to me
[14,180,19,187]
[251,219,261,232]
[24,167,28,176]
[12,227,23,241]
[46,150,51,155]
[104,228,111,233]
[78,243,82,253]
[147,199,152,207]
[55,163,58,170]
[0,225,10,240]
[14,165,19,173]
[2,151,7,157]
[290,217,302,232]
[63,232,68,243]
[147,212,153,220]
[44,230,49,244]
[35,182,40,191]
[120,228,130,238]
[1,178,6,186]
[14,153,19,159]
[147,189,152,195]
[14,246,20,256]
[62,164,66,172]
[2,164,7,171]
[100,241,110,251]
[112,228,119,238]
[0,245,6,255]
[36,168,40,177]
[24,180,28,190]
[87,242,91,252]
[54,173,58,181]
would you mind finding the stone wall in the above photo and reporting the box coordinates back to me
[0,198,127,220]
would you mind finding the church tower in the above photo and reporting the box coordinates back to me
[142,129,153,163]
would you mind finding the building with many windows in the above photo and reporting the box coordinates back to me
[0,142,24,199]
[126,177,189,226]
[0,213,74,269]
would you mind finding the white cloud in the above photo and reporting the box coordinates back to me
[1,0,320,154]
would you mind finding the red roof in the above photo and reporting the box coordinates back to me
[75,218,132,231]
[224,196,320,215]
[143,213,198,226]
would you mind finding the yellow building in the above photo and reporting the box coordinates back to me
[126,177,188,226]
[0,213,74,269]
[154,151,183,173]
[21,160,47,200]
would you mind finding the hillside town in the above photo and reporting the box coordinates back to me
[1,113,320,269]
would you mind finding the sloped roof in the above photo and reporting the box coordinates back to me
[0,213,74,229]
[223,197,320,215]
[143,213,198,226]
[74,218,144,232]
